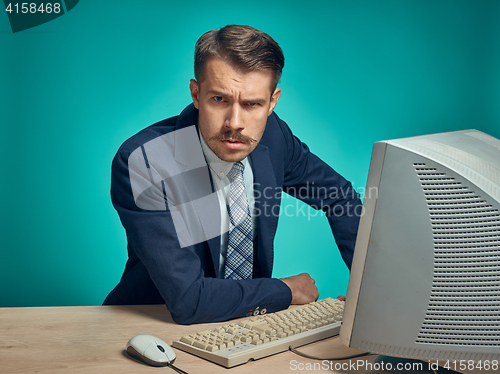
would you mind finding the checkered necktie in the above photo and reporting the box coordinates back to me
[224,162,253,280]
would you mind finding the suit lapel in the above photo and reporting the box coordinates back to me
[173,104,221,276]
[249,143,280,278]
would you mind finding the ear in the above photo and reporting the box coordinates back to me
[268,88,281,116]
[190,79,200,109]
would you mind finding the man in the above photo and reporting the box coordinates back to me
[104,25,361,324]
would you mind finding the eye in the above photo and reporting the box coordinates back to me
[213,96,224,103]
[247,102,259,107]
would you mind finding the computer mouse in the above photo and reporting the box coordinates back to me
[126,334,176,367]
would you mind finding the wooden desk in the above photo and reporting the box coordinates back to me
[0,305,379,373]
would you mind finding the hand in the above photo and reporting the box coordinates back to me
[280,273,319,305]
[336,295,346,301]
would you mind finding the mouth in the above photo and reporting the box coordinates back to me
[221,139,246,149]
[209,131,256,151]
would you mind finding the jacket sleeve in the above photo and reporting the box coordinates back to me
[275,114,362,269]
[110,148,292,324]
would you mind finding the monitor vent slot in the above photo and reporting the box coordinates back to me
[413,163,500,347]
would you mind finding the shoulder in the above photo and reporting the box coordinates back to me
[260,111,295,149]
[260,111,301,157]
[115,103,198,156]
[263,111,291,138]
[116,116,178,156]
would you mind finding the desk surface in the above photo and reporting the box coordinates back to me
[0,305,380,374]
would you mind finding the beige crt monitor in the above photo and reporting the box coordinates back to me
[340,130,500,364]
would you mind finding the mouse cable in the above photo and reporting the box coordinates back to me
[289,345,374,361]
[167,362,188,374]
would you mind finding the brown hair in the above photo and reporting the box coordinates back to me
[194,25,284,90]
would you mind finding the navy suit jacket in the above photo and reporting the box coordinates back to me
[103,104,361,324]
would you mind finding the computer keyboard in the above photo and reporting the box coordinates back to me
[172,298,344,368]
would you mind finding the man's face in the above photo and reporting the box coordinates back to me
[190,58,281,162]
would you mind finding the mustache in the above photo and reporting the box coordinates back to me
[210,131,258,144]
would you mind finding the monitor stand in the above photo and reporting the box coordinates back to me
[375,355,462,374]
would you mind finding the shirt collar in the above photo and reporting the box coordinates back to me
[199,129,237,179]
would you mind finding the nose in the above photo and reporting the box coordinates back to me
[224,104,242,130]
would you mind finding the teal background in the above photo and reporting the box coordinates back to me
[1,1,499,307]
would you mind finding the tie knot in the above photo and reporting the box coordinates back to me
[227,161,244,182]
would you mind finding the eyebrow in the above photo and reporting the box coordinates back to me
[207,90,268,104]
